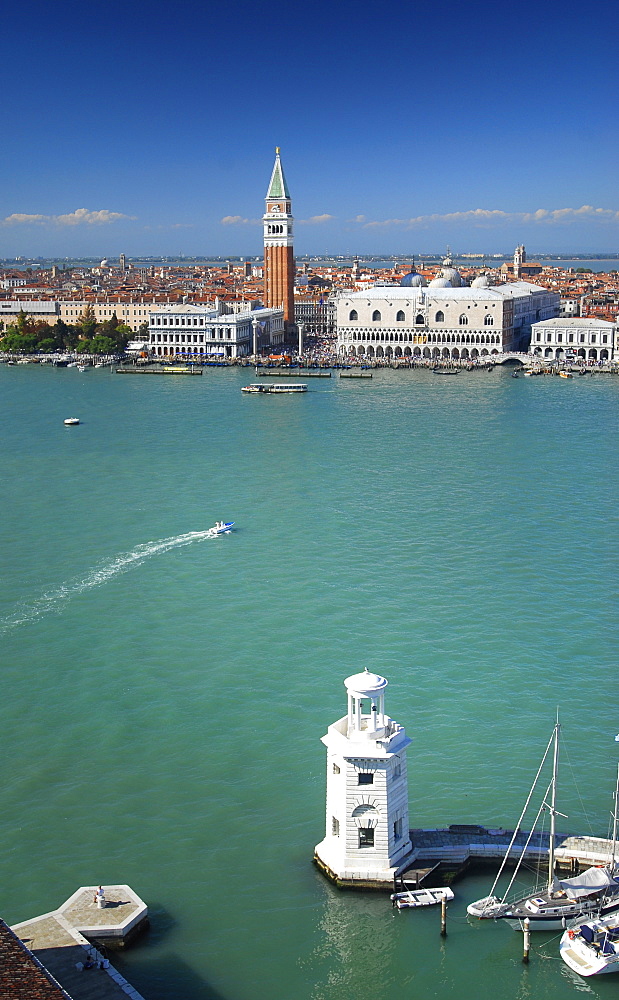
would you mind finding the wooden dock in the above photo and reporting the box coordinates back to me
[12,885,148,1000]
[115,365,202,375]
[316,826,617,890]
[258,369,331,377]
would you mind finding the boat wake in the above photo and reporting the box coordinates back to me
[0,529,215,633]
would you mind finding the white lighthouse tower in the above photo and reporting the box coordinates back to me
[314,668,412,886]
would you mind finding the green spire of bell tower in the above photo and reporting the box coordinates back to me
[266,147,290,200]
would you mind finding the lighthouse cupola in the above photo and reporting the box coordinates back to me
[345,668,388,739]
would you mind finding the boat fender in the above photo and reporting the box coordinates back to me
[567,929,576,940]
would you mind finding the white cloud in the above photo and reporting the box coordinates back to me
[357,206,619,230]
[1,208,134,226]
[298,214,335,225]
[220,215,260,225]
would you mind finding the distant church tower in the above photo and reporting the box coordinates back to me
[314,668,412,886]
[514,244,526,279]
[263,148,295,327]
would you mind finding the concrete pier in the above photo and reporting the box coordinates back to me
[12,885,148,1000]
[314,826,618,890]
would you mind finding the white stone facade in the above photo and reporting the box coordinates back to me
[314,669,412,883]
[531,317,615,360]
[337,282,559,360]
[148,302,284,358]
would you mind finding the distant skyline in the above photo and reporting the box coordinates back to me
[1,0,617,258]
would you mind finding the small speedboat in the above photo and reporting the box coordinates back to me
[559,371,573,378]
[64,417,80,425]
[391,887,454,909]
[207,521,235,536]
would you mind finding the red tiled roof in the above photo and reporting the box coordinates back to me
[0,920,71,999]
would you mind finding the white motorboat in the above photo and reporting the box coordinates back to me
[241,383,307,393]
[77,365,89,372]
[63,417,80,425]
[560,914,619,976]
[207,521,234,536]
[391,887,454,910]
[468,734,619,931]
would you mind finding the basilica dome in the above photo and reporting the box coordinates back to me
[471,273,490,288]
[429,276,452,288]
[400,269,426,287]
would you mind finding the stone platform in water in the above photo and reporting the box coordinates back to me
[12,884,148,1000]
[316,828,617,890]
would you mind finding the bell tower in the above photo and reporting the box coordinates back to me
[263,147,295,328]
[314,668,412,886]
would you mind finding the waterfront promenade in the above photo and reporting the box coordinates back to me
[12,886,148,1000]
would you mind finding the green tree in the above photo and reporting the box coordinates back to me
[115,323,132,345]
[16,309,32,335]
[90,335,116,354]
[79,304,97,339]
[52,318,70,349]
[0,332,39,353]
[37,338,57,353]
[100,312,119,338]
[76,339,93,354]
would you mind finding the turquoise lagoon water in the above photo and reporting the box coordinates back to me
[0,364,617,1000]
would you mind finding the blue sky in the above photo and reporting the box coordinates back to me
[1,0,617,258]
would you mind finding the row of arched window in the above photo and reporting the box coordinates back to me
[348,309,493,326]
[267,224,287,234]
[348,331,499,345]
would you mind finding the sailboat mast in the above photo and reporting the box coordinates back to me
[611,761,619,871]
[547,720,560,893]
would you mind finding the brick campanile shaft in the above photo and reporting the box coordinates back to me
[263,148,295,328]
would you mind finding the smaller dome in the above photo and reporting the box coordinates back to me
[344,668,388,696]
[440,267,462,287]
[429,276,452,288]
[471,274,490,288]
[400,271,426,287]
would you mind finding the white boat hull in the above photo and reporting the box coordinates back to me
[391,887,454,909]
[560,917,619,976]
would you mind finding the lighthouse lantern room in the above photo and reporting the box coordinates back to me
[314,668,412,886]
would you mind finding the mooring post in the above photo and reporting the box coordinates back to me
[523,918,530,963]
[440,896,447,937]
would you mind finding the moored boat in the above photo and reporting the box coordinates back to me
[468,735,619,931]
[391,887,454,910]
[63,417,80,425]
[560,914,619,976]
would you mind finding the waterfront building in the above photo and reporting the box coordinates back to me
[314,669,412,886]
[263,148,295,328]
[337,263,559,359]
[0,300,59,324]
[531,317,616,361]
[148,301,284,358]
[294,296,336,337]
[500,245,542,280]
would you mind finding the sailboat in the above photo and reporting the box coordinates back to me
[559,762,619,974]
[467,723,619,931]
